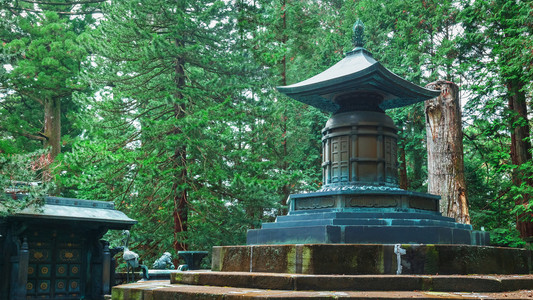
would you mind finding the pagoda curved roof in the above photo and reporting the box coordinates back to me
[277,48,440,112]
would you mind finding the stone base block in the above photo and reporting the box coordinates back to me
[212,244,532,275]
[171,271,533,293]
[247,210,489,245]
[111,280,533,300]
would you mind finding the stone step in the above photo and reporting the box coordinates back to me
[171,271,533,293]
[111,278,533,299]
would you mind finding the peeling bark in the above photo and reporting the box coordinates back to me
[425,81,470,224]
[398,127,408,190]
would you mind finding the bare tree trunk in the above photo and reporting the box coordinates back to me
[397,123,409,190]
[172,37,188,252]
[507,79,533,238]
[425,81,470,224]
[279,0,289,215]
[43,98,61,159]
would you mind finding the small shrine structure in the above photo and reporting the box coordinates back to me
[0,195,136,300]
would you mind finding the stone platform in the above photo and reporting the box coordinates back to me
[247,206,488,245]
[171,271,533,292]
[112,244,533,299]
[112,275,533,299]
[213,244,532,275]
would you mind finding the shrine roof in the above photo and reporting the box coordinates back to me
[3,196,137,229]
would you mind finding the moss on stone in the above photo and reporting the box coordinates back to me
[421,276,433,291]
[302,246,312,274]
[111,287,123,300]
[424,245,439,274]
[171,272,183,283]
[376,246,385,274]
[287,246,296,273]
[349,253,359,270]
[127,289,143,300]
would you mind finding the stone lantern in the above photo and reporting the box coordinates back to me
[247,20,488,246]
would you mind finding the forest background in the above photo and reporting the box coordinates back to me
[1,0,533,268]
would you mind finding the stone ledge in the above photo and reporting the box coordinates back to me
[212,244,532,274]
[111,280,533,299]
[170,271,533,293]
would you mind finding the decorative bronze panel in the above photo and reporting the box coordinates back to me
[56,264,67,277]
[409,198,437,211]
[331,136,349,183]
[38,264,51,278]
[55,279,67,293]
[321,111,399,188]
[69,264,81,277]
[295,197,335,210]
[28,264,36,276]
[69,280,80,293]
[26,280,35,294]
[37,280,50,294]
[349,197,398,208]
[30,249,50,262]
[25,229,85,299]
[58,249,81,263]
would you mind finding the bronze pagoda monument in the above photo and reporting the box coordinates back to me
[247,20,488,246]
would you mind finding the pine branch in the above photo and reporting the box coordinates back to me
[12,90,43,106]
[8,6,102,15]
[20,0,105,5]
[0,125,47,141]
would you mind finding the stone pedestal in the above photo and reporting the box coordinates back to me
[246,109,489,246]
[212,244,531,275]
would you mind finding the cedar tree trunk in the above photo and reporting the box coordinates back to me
[43,98,61,159]
[172,41,188,252]
[507,79,533,238]
[397,125,409,190]
[425,81,470,224]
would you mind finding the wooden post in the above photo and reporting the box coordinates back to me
[14,237,29,300]
[425,81,470,224]
[102,243,111,296]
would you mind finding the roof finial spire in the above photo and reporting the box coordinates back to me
[352,19,365,48]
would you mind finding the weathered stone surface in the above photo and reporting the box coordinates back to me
[172,272,294,290]
[112,279,533,299]
[212,244,532,275]
[170,272,533,293]
[303,244,386,274]
[247,208,488,246]
[251,245,293,273]
[211,246,250,272]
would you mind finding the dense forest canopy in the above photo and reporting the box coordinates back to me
[1,0,532,265]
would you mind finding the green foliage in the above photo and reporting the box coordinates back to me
[0,150,55,216]
[0,5,90,158]
[1,0,532,264]
[490,228,526,248]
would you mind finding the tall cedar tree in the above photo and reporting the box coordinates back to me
[459,0,533,238]
[77,0,247,254]
[0,1,97,160]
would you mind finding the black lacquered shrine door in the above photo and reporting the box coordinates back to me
[26,229,85,299]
